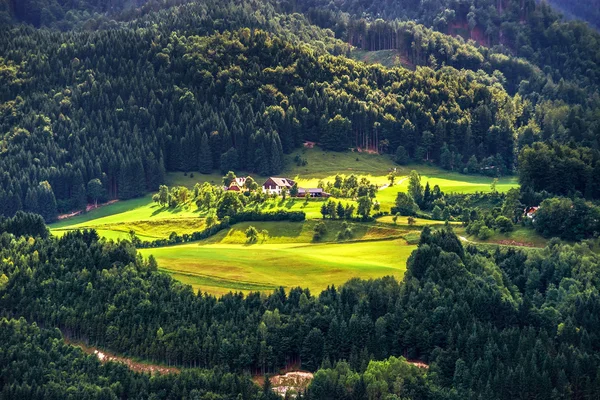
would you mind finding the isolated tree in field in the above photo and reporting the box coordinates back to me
[260,229,269,242]
[357,196,372,219]
[407,216,416,226]
[157,185,169,207]
[320,203,329,219]
[223,171,237,187]
[387,171,396,186]
[392,213,399,224]
[87,178,104,208]
[408,170,423,207]
[290,183,299,197]
[245,226,259,243]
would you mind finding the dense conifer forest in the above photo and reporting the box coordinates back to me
[2,218,600,398]
[1,0,599,221]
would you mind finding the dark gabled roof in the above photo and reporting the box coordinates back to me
[263,177,295,187]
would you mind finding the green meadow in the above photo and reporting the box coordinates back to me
[139,239,414,296]
[49,148,524,295]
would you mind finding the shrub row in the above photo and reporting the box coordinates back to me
[136,210,305,248]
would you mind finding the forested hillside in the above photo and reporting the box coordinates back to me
[1,0,148,28]
[0,317,265,399]
[2,218,600,398]
[0,0,523,222]
[1,0,600,221]
[547,0,600,30]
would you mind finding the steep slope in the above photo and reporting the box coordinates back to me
[0,1,517,220]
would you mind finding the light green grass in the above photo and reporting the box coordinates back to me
[456,225,547,248]
[203,220,408,245]
[285,148,396,187]
[50,148,519,240]
[139,239,414,296]
[50,194,204,239]
[349,49,413,69]
[377,166,518,211]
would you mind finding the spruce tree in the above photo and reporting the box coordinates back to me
[198,133,213,174]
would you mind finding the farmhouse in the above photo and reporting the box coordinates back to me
[297,188,330,198]
[262,177,295,195]
[233,177,248,187]
[227,182,242,191]
[524,206,539,219]
[226,176,251,191]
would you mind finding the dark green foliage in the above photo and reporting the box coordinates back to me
[533,197,600,240]
[1,223,600,398]
[393,192,418,216]
[0,4,526,217]
[87,178,105,207]
[495,215,513,233]
[547,0,600,29]
[0,211,48,238]
[394,145,410,165]
[220,147,240,175]
[198,132,213,174]
[519,142,599,198]
[216,191,244,218]
[0,318,261,400]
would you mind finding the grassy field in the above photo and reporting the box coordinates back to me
[455,225,548,248]
[48,147,526,295]
[350,49,414,69]
[50,149,519,239]
[203,220,412,244]
[139,239,414,296]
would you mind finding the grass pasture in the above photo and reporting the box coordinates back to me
[49,147,524,296]
[139,239,414,296]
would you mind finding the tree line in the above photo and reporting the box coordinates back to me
[2,221,600,398]
[1,0,523,221]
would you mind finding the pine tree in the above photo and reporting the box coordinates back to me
[37,181,57,222]
[198,133,213,174]
[24,188,39,214]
